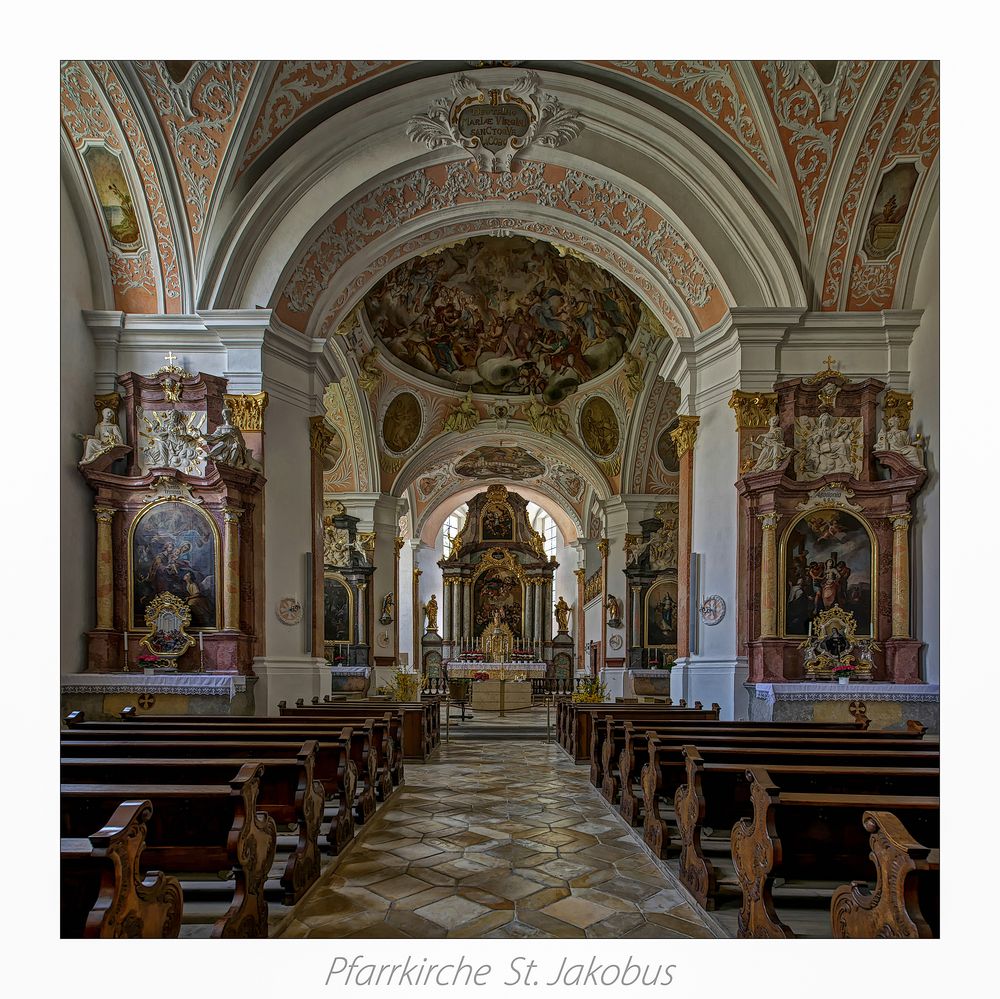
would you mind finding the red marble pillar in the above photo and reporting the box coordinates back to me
[671,416,699,659]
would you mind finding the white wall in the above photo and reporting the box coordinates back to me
[907,211,940,683]
[60,179,98,673]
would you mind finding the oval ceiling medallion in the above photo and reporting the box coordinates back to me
[579,396,620,457]
[455,446,545,481]
[364,235,640,400]
[382,392,422,454]
[656,422,680,474]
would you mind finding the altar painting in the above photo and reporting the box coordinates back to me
[474,567,523,638]
[481,505,514,542]
[323,574,353,644]
[644,579,678,648]
[130,500,219,630]
[782,509,874,637]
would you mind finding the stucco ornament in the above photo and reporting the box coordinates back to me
[77,407,126,464]
[524,399,569,437]
[406,71,583,173]
[444,391,480,433]
[748,416,794,474]
[795,412,862,479]
[204,403,261,471]
[874,416,925,469]
[137,407,207,475]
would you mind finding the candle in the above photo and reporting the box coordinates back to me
[199,632,204,652]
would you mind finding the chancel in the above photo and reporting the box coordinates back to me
[60,58,939,941]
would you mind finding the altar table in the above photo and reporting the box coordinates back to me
[470,679,533,712]
[446,661,547,678]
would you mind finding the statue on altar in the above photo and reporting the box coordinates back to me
[554,595,571,633]
[606,593,623,629]
[76,408,125,465]
[204,402,261,471]
[874,416,925,469]
[748,416,793,474]
[423,593,439,633]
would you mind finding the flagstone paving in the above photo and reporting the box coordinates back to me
[275,715,723,939]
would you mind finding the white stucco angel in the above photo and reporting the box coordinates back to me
[747,416,793,473]
[874,416,925,469]
[77,408,125,464]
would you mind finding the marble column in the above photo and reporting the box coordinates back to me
[393,536,403,664]
[671,417,699,658]
[222,505,243,631]
[574,567,586,667]
[463,579,472,644]
[631,582,642,649]
[598,538,609,665]
[534,578,544,643]
[94,506,115,631]
[758,512,780,638]
[309,417,336,657]
[412,566,422,666]
[891,513,912,638]
[442,579,452,642]
[525,580,534,643]
[543,580,552,642]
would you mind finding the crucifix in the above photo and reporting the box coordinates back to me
[164,350,178,367]
[822,355,838,372]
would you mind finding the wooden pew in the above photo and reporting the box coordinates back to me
[61,798,183,938]
[730,767,939,938]
[66,712,377,826]
[61,733,357,855]
[61,763,277,938]
[831,810,940,938]
[671,745,939,909]
[61,744,326,904]
[555,698,706,754]
[291,698,435,761]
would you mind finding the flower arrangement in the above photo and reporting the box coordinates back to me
[471,671,490,682]
[572,674,610,703]
[388,667,420,702]
[137,653,174,671]
[832,660,856,676]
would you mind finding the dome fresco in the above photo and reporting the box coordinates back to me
[363,236,641,401]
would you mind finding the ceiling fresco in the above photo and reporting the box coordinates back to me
[363,236,642,402]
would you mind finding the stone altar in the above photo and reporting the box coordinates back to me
[471,680,533,712]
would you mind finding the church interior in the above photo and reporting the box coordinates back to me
[57,57,942,947]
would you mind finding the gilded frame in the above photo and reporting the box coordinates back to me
[127,497,222,632]
[323,571,355,645]
[778,507,878,639]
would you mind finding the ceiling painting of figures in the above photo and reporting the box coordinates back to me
[455,446,545,481]
[363,236,641,402]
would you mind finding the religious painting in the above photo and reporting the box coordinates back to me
[82,144,142,251]
[455,446,545,481]
[130,500,219,630]
[474,567,523,639]
[861,162,919,261]
[323,573,353,644]
[364,236,640,402]
[382,392,422,453]
[656,421,680,473]
[781,509,874,638]
[579,396,620,457]
[481,504,514,542]
[644,578,678,648]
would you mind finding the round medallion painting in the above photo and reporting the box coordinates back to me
[382,393,422,453]
[579,397,620,457]
[656,422,680,473]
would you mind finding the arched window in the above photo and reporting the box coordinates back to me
[527,502,557,559]
[442,505,467,558]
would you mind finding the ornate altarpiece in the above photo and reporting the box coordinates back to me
[735,366,927,683]
[624,503,679,668]
[437,485,572,674]
[321,501,375,667]
[80,369,265,674]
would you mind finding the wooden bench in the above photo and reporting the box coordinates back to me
[671,745,939,909]
[61,798,183,938]
[61,763,276,938]
[61,744,326,904]
[61,732,357,855]
[831,809,940,938]
[293,698,437,761]
[730,767,939,938]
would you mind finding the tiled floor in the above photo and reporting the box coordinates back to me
[274,710,722,939]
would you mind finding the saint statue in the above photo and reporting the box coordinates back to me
[203,403,261,470]
[379,592,394,625]
[423,593,439,633]
[606,593,623,628]
[77,408,125,464]
[874,416,925,469]
[142,409,206,473]
[748,416,793,474]
[554,595,571,633]
[801,412,856,477]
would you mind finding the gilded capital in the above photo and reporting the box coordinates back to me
[93,505,116,524]
[728,390,778,430]
[358,531,377,559]
[224,392,269,432]
[758,512,781,531]
[670,415,700,459]
[222,506,243,524]
[94,393,121,416]
[394,536,405,556]
[309,415,337,455]
[597,538,610,559]
[890,513,912,532]
[574,567,586,581]
[882,391,914,430]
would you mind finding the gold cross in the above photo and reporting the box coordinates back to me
[164,350,178,366]
[823,355,838,372]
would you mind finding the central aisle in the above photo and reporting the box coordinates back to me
[275,708,720,939]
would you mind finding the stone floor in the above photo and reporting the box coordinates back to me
[274,709,723,939]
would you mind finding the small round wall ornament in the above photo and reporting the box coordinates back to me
[608,633,623,650]
[700,595,726,626]
[276,597,303,625]
[377,630,390,649]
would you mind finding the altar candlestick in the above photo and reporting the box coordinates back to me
[199,632,204,652]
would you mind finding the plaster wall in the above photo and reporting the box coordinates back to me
[61,179,98,673]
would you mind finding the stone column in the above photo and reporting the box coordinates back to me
[535,578,544,643]
[442,579,452,642]
[524,580,534,643]
[544,580,552,642]
[357,581,367,648]
[94,506,116,631]
[309,417,336,657]
[574,567,586,666]
[222,506,243,631]
[891,513,912,638]
[758,512,780,638]
[463,579,472,645]
[412,565,422,667]
[631,582,642,649]
[393,536,404,664]
[598,538,610,665]
[671,417,699,658]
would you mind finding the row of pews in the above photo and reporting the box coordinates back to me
[558,699,940,938]
[59,697,441,938]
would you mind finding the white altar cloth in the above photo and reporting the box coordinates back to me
[61,673,247,700]
[446,661,547,678]
[328,666,372,676]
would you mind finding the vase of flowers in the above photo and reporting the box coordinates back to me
[572,675,609,703]
[833,662,855,685]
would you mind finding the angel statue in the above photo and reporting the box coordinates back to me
[554,595,571,633]
[423,594,439,634]
[444,390,480,433]
[76,407,125,465]
[747,416,793,474]
[379,592,394,626]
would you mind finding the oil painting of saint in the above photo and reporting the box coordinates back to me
[645,579,678,648]
[131,502,218,629]
[481,505,514,542]
[474,568,523,639]
[323,575,352,643]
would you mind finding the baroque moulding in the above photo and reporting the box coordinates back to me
[279,160,723,333]
[670,415,700,459]
[882,391,913,429]
[729,390,778,429]
[223,392,268,432]
[406,71,583,174]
